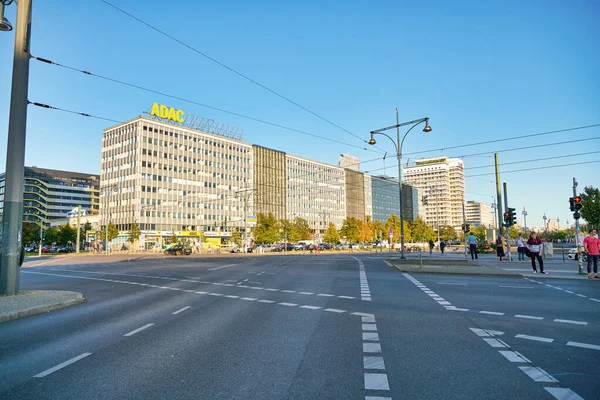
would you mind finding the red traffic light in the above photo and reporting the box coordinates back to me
[503,212,510,217]
[573,196,582,203]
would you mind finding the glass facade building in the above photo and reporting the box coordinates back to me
[0,167,99,228]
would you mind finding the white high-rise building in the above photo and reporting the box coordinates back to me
[404,157,465,229]
[465,200,493,228]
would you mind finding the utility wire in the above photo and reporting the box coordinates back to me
[466,152,597,170]
[404,123,600,156]
[30,54,383,154]
[100,0,386,153]
[364,137,600,175]
[466,159,599,177]
[30,102,121,123]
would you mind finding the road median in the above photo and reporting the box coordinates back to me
[386,258,522,277]
[0,290,84,323]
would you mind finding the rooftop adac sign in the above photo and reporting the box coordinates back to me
[150,103,184,123]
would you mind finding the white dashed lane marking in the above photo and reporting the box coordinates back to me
[554,319,587,326]
[566,341,600,351]
[544,387,584,400]
[519,366,558,383]
[354,256,372,301]
[34,353,92,378]
[515,334,554,343]
[45,269,355,300]
[124,323,154,337]
[515,314,544,320]
[171,306,191,315]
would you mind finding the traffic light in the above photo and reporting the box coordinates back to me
[465,223,470,233]
[461,223,465,232]
[569,197,575,212]
[573,196,583,220]
[422,196,428,205]
[503,211,510,227]
[507,207,516,226]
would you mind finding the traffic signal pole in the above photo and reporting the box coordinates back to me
[503,183,512,262]
[572,178,584,275]
[494,154,503,236]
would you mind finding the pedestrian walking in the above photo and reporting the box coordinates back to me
[583,228,599,279]
[440,241,446,254]
[467,233,478,260]
[526,231,546,274]
[428,239,435,255]
[496,235,505,261]
[516,233,526,261]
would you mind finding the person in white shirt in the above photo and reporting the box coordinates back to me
[516,233,526,261]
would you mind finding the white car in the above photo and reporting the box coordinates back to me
[568,249,588,262]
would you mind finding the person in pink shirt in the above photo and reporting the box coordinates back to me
[583,228,600,279]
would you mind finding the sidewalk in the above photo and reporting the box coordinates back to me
[385,252,590,280]
[0,290,84,323]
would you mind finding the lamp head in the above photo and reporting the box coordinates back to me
[368,133,376,145]
[422,118,432,133]
[0,3,11,32]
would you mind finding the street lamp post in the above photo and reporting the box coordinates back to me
[103,184,119,254]
[368,111,431,259]
[0,0,32,295]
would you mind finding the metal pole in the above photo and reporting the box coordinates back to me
[0,0,32,295]
[522,207,528,231]
[76,205,81,253]
[494,154,503,236]
[396,109,405,259]
[105,189,109,254]
[503,182,512,262]
[573,178,584,275]
[243,196,247,253]
[38,219,42,257]
[461,198,467,258]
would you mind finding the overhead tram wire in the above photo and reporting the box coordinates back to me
[30,54,383,154]
[30,102,121,123]
[466,151,598,170]
[364,136,600,176]
[403,123,600,157]
[466,159,600,178]
[99,0,388,154]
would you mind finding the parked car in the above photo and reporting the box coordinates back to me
[351,243,359,250]
[24,246,36,252]
[318,243,332,250]
[230,247,242,253]
[56,247,73,253]
[41,246,51,253]
[568,249,588,262]
[164,244,192,256]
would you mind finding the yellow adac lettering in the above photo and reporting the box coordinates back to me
[168,107,177,121]
[175,109,184,123]
[159,105,169,119]
[150,103,160,117]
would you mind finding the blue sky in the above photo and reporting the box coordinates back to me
[0,0,598,228]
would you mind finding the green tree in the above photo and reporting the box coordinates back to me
[102,222,119,242]
[372,220,388,241]
[58,224,77,246]
[410,217,435,242]
[580,186,600,229]
[291,217,311,242]
[508,225,521,240]
[44,226,59,245]
[22,222,40,246]
[279,219,295,243]
[254,212,280,244]
[386,214,401,240]
[439,225,457,242]
[403,220,413,242]
[230,228,242,246]
[340,217,361,243]
[470,225,487,244]
[127,222,142,248]
[323,222,340,244]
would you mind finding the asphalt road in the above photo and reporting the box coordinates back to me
[1,253,598,399]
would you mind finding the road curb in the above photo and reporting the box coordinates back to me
[385,261,523,278]
[0,292,85,323]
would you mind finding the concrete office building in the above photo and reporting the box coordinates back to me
[404,157,465,229]
[253,145,287,221]
[287,155,346,232]
[101,115,253,247]
[0,166,99,228]
[465,200,493,228]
